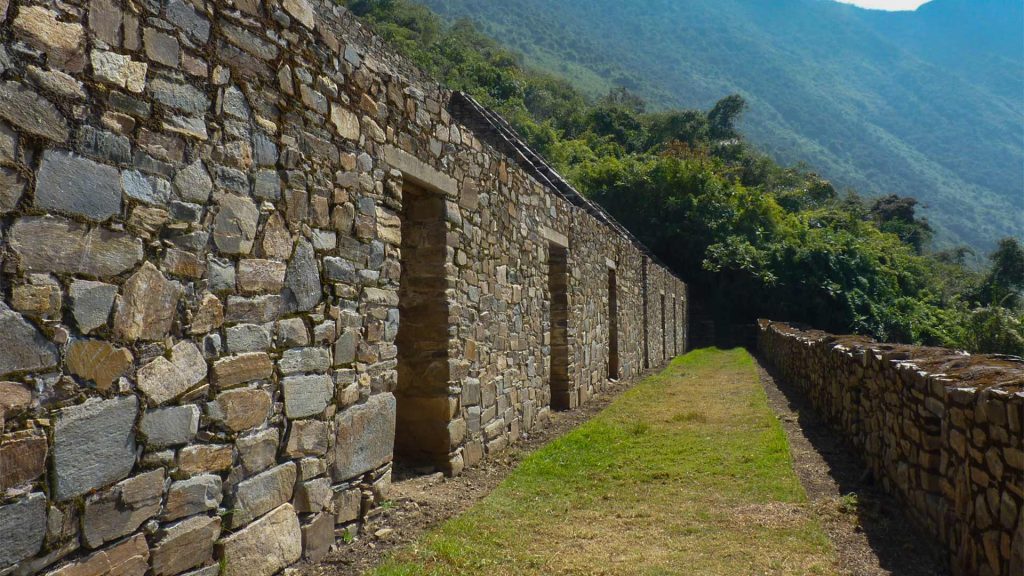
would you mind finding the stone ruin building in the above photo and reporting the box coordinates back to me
[0,1,1020,576]
[0,0,687,574]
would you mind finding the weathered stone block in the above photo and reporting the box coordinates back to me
[0,303,59,377]
[279,347,332,375]
[82,469,164,548]
[151,515,221,576]
[0,166,25,213]
[53,396,138,501]
[177,445,233,476]
[237,428,280,475]
[113,262,182,342]
[10,216,143,277]
[13,6,85,72]
[301,512,334,563]
[294,477,332,514]
[163,474,222,522]
[69,280,118,334]
[122,169,171,206]
[208,388,272,432]
[149,76,210,115]
[284,419,330,458]
[213,194,259,255]
[166,0,210,42]
[283,374,334,419]
[332,487,361,525]
[228,462,297,528]
[217,504,301,576]
[44,533,149,576]
[66,339,134,391]
[332,394,397,481]
[144,28,180,68]
[0,432,47,490]
[91,50,146,93]
[237,259,287,294]
[173,160,213,203]
[225,323,272,353]
[141,404,200,449]
[283,239,322,312]
[137,357,191,407]
[213,353,274,388]
[35,150,120,222]
[0,493,47,569]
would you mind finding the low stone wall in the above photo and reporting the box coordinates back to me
[0,0,686,574]
[757,320,1023,576]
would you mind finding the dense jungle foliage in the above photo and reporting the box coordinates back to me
[343,0,1024,355]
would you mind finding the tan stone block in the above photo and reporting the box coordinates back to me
[237,259,287,294]
[0,432,47,490]
[13,6,85,72]
[217,504,301,576]
[45,533,149,576]
[66,340,134,392]
[177,445,233,476]
[213,353,274,388]
[208,388,272,432]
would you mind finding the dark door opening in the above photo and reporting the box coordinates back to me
[549,243,570,411]
[642,262,650,370]
[661,293,667,362]
[395,184,451,470]
[608,267,619,380]
[673,296,678,356]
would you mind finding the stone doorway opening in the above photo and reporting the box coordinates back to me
[548,243,570,411]
[608,267,619,380]
[661,293,667,362]
[395,183,451,471]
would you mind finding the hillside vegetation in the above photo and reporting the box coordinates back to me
[420,0,1024,253]
[343,0,1024,354]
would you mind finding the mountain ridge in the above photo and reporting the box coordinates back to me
[422,0,1024,251]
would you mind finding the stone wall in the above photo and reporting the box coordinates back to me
[757,320,1023,576]
[0,0,687,574]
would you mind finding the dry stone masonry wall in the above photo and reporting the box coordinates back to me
[758,320,1023,576]
[0,0,687,574]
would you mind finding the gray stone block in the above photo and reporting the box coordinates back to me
[82,469,164,548]
[0,81,68,142]
[228,462,296,528]
[282,374,334,419]
[331,393,396,481]
[278,347,331,375]
[53,395,138,501]
[0,492,46,569]
[164,474,222,522]
[217,504,301,576]
[141,404,200,449]
[151,514,221,576]
[0,303,59,377]
[9,216,143,277]
[35,150,120,222]
[283,239,321,312]
[69,279,118,334]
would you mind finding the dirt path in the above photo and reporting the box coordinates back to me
[299,377,637,576]
[755,356,949,576]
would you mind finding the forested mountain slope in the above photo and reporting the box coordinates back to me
[422,0,1024,251]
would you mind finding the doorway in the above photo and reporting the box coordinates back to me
[395,184,450,469]
[549,243,570,410]
[608,267,619,380]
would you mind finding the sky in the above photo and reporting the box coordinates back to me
[834,0,931,10]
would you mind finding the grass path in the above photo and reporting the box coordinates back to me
[372,348,838,575]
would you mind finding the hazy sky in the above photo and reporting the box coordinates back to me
[834,0,930,9]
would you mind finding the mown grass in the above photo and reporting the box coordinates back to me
[371,348,837,575]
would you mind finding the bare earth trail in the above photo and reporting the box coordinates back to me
[301,348,946,576]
